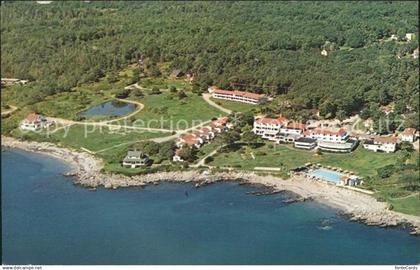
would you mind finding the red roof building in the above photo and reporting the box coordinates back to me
[208,86,267,105]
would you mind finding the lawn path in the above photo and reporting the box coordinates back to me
[202,93,232,114]
[1,105,18,116]
[190,146,222,168]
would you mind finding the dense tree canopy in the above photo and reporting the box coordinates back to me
[1,1,418,118]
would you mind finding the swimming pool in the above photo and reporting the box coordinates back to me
[308,168,346,184]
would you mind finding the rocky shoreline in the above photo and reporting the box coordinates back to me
[2,136,420,235]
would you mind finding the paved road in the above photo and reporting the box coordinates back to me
[202,93,232,114]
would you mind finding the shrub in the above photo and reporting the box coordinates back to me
[115,89,131,99]
[204,156,214,164]
[169,86,177,93]
[377,164,395,179]
[151,87,161,95]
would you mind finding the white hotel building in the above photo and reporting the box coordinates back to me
[253,117,358,153]
[208,86,267,105]
[363,136,398,153]
[253,117,306,144]
[303,128,357,153]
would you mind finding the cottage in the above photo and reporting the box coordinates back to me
[339,175,361,186]
[198,127,215,140]
[177,134,204,148]
[208,86,267,105]
[321,49,328,56]
[172,149,184,162]
[1,78,29,86]
[413,48,419,59]
[405,33,415,41]
[122,151,149,168]
[294,137,317,150]
[185,73,194,82]
[400,128,417,143]
[20,113,53,131]
[174,116,230,162]
[363,136,398,153]
[380,105,393,115]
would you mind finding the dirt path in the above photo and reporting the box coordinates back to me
[1,105,18,116]
[202,93,232,114]
[190,147,221,168]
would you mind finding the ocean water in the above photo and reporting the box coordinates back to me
[2,149,420,265]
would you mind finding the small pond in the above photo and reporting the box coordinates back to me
[77,100,136,117]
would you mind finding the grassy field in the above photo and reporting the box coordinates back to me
[138,77,192,91]
[129,92,226,130]
[11,124,170,153]
[51,124,170,152]
[209,143,400,177]
[387,195,419,216]
[197,142,220,158]
[210,98,257,113]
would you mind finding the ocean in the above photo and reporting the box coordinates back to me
[2,148,419,265]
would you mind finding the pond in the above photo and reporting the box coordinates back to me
[77,100,136,117]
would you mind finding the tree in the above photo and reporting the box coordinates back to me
[346,31,365,48]
[241,126,259,147]
[107,71,119,83]
[132,89,144,97]
[143,141,160,155]
[398,172,419,191]
[178,146,198,162]
[151,87,161,95]
[319,100,337,119]
[217,130,240,146]
[169,85,177,93]
[399,141,414,152]
[178,90,187,99]
[377,165,395,178]
[158,141,176,160]
[115,89,131,99]
[131,68,140,84]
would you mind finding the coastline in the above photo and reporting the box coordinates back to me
[2,135,420,235]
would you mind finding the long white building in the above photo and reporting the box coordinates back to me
[208,86,267,105]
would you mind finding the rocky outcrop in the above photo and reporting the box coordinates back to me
[2,136,419,235]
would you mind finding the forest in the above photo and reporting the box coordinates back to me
[1,1,419,128]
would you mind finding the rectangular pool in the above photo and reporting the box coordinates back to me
[308,168,346,184]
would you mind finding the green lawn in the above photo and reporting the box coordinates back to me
[388,195,420,216]
[210,98,257,113]
[209,143,400,178]
[51,124,170,152]
[138,77,192,91]
[197,142,220,158]
[129,92,226,130]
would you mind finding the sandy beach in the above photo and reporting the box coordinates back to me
[2,136,420,235]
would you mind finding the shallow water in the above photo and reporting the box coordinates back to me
[2,149,419,265]
[77,100,135,117]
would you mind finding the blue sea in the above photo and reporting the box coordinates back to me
[2,149,420,265]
